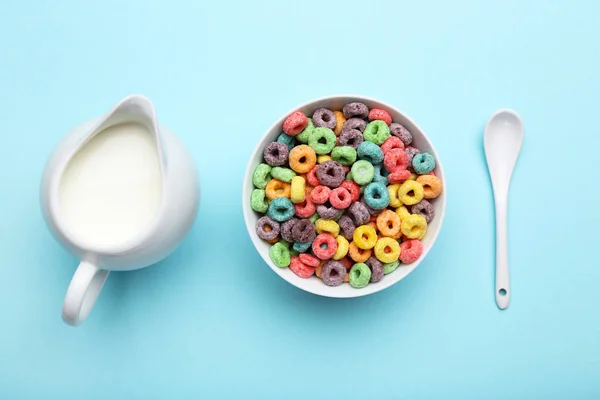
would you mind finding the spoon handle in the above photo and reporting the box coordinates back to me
[494,195,510,309]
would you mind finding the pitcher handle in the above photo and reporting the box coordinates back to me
[62,261,110,326]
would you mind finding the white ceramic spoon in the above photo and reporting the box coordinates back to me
[484,109,524,310]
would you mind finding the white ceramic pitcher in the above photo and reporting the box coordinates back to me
[40,94,199,326]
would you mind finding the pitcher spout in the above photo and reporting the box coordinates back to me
[89,94,165,166]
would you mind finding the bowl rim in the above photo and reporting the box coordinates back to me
[242,94,446,298]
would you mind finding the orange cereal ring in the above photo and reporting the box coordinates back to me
[390,229,403,240]
[348,241,372,263]
[333,111,346,136]
[289,145,317,173]
[376,209,401,237]
[368,221,378,232]
[416,174,443,199]
[315,262,323,278]
[266,237,279,244]
[265,179,291,200]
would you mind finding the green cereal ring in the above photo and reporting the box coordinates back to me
[289,248,300,257]
[383,260,400,275]
[331,146,357,166]
[251,189,269,213]
[346,170,353,181]
[269,242,291,268]
[271,167,296,183]
[253,163,272,189]
[309,213,319,223]
[349,262,371,288]
[296,118,315,144]
[363,120,391,145]
[308,127,337,155]
[351,160,375,185]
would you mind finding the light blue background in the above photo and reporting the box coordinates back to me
[1,0,599,398]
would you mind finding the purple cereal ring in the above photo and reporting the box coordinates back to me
[338,129,364,149]
[347,201,370,226]
[316,203,343,220]
[342,118,367,134]
[337,215,356,240]
[343,102,369,119]
[312,108,337,130]
[256,216,280,241]
[316,160,345,188]
[390,123,413,146]
[405,146,420,166]
[263,142,289,167]
[280,218,298,242]
[411,199,435,223]
[360,198,383,216]
[321,260,346,286]
[366,256,384,283]
[291,219,316,243]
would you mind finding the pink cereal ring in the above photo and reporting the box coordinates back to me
[429,171,436,176]
[384,148,409,172]
[400,240,424,264]
[388,169,412,184]
[294,197,316,218]
[343,166,350,174]
[310,185,331,204]
[312,234,338,260]
[290,256,315,278]
[340,180,360,202]
[306,165,320,187]
[381,136,405,153]
[329,187,352,209]
[283,111,308,136]
[299,253,320,267]
[368,108,392,125]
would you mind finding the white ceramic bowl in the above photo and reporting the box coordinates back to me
[243,95,446,298]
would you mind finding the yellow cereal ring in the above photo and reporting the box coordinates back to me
[398,180,424,206]
[317,154,332,164]
[289,144,317,173]
[333,235,349,260]
[290,176,306,203]
[408,172,418,181]
[333,111,346,136]
[395,205,411,221]
[374,237,401,263]
[265,179,291,200]
[400,214,427,240]
[416,175,443,199]
[387,184,402,208]
[353,225,377,249]
[348,241,372,262]
[315,219,340,238]
[376,209,401,237]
